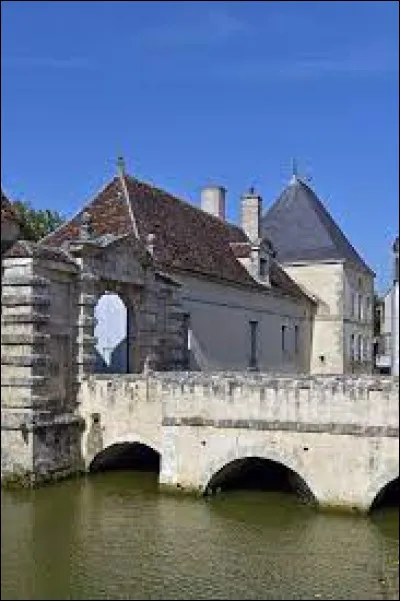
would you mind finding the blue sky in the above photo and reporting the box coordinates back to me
[1,0,398,291]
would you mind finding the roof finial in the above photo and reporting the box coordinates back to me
[290,158,298,184]
[117,155,125,176]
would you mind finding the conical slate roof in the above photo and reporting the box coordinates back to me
[261,177,373,274]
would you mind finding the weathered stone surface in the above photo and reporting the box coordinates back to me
[1,240,397,514]
[74,373,400,513]
[1,236,185,486]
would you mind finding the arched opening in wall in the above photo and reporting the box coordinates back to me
[89,442,160,475]
[204,457,316,505]
[369,477,399,513]
[94,292,135,373]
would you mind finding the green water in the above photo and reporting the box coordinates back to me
[1,472,398,600]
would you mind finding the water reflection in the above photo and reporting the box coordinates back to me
[1,473,398,600]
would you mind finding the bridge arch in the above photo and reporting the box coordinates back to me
[366,469,399,512]
[200,444,318,503]
[88,433,161,473]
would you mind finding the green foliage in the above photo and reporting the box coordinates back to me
[12,200,64,242]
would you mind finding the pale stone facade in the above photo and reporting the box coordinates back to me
[1,234,186,484]
[375,237,399,376]
[261,176,375,375]
[281,261,374,374]
[175,273,313,373]
[2,167,395,502]
[79,372,399,513]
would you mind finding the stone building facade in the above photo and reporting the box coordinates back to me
[261,175,375,375]
[375,236,399,376]
[39,164,317,374]
[1,164,382,487]
[1,229,186,483]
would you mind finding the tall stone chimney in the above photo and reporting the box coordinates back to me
[201,186,226,220]
[241,187,262,243]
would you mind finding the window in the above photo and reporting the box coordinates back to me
[365,296,371,320]
[350,334,355,361]
[294,325,299,354]
[259,258,268,278]
[357,334,362,362]
[182,314,190,370]
[249,321,258,369]
[364,336,370,361]
[351,293,356,317]
[281,325,287,352]
[358,294,363,321]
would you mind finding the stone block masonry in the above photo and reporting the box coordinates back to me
[78,372,398,514]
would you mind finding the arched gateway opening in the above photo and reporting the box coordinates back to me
[204,457,316,504]
[89,443,160,474]
[369,477,399,512]
[94,292,136,374]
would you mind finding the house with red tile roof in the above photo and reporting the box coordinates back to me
[41,161,316,373]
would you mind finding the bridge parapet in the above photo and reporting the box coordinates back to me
[154,373,399,435]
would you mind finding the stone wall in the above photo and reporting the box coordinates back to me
[157,373,398,512]
[79,375,161,468]
[1,236,186,485]
[283,261,374,375]
[1,247,84,485]
[283,262,345,373]
[158,372,398,432]
[175,273,313,373]
[392,281,399,376]
[77,371,399,513]
[343,263,374,374]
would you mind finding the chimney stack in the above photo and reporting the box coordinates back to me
[241,187,262,243]
[201,186,226,220]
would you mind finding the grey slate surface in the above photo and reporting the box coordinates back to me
[261,178,373,274]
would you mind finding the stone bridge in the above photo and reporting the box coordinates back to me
[79,373,399,513]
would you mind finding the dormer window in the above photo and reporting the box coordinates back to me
[260,258,268,278]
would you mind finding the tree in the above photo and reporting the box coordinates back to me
[11,200,64,242]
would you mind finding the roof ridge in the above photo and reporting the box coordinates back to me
[262,179,373,275]
[39,176,123,244]
[297,180,372,273]
[124,173,246,238]
[119,173,139,239]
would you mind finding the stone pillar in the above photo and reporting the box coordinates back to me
[1,261,51,484]
[74,271,99,384]
[137,283,160,372]
[1,246,85,486]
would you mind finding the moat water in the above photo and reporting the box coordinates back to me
[1,471,399,600]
